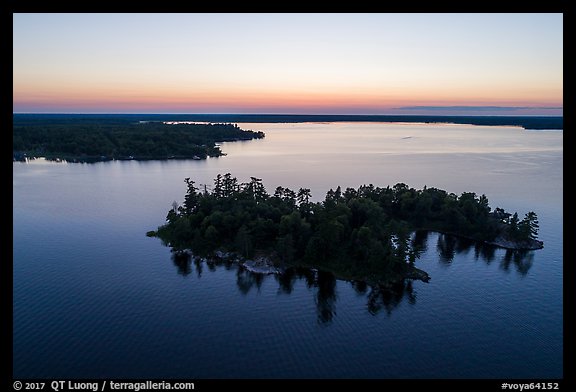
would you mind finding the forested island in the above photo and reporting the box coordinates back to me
[13,116,264,162]
[149,174,542,286]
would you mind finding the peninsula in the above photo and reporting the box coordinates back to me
[13,115,264,162]
[149,174,542,286]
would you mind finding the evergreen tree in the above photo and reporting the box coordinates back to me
[182,178,199,215]
[152,174,541,284]
[519,211,539,240]
[509,212,520,240]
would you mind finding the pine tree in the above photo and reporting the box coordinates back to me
[520,211,539,240]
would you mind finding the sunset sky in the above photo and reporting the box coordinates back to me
[13,13,563,115]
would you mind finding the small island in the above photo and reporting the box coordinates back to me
[13,116,264,162]
[148,174,542,286]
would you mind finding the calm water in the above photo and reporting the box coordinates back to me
[13,122,563,378]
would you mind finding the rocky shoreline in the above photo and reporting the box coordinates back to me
[170,228,541,288]
[174,249,431,286]
[431,229,544,251]
[177,249,283,275]
[485,235,544,250]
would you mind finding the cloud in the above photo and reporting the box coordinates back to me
[395,106,563,112]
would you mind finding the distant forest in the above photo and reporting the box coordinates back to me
[13,115,265,162]
[13,113,562,130]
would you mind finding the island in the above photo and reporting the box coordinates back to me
[13,115,265,162]
[148,174,542,286]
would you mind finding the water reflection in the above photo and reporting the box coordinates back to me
[275,268,338,322]
[236,268,265,294]
[168,253,415,322]
[411,230,429,260]
[169,231,535,322]
[417,231,535,275]
[366,280,416,316]
[475,242,497,263]
[501,249,534,276]
[172,252,192,276]
[314,270,337,324]
[436,233,457,264]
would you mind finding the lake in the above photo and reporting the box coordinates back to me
[13,122,563,378]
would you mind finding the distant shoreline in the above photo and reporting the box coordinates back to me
[13,113,563,130]
[13,120,264,163]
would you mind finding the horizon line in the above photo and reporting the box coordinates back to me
[13,112,564,117]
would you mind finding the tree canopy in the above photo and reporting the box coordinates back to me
[13,118,264,162]
[151,174,541,285]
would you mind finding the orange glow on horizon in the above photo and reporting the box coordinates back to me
[13,85,563,114]
[13,14,562,115]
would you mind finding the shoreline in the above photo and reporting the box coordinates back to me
[485,235,544,250]
[426,229,544,251]
[173,248,431,288]
[13,153,222,164]
[13,113,563,130]
[168,226,542,288]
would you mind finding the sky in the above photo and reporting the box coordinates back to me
[13,13,563,115]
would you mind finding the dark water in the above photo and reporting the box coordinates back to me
[13,122,562,378]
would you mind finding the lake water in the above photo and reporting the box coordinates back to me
[13,122,563,378]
